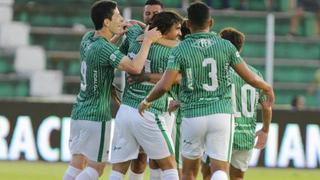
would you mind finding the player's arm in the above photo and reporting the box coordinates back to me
[117,26,161,74]
[255,100,272,149]
[127,72,181,84]
[138,69,179,115]
[233,62,274,107]
[136,34,178,48]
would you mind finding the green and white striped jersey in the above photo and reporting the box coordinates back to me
[71,31,124,122]
[119,25,144,55]
[231,65,267,150]
[167,32,243,118]
[121,44,172,114]
[121,29,172,114]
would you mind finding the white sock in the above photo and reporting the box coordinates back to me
[75,167,99,180]
[109,170,125,180]
[211,170,228,180]
[128,168,144,180]
[150,168,162,180]
[63,166,82,180]
[162,169,179,180]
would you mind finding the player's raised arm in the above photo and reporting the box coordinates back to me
[117,26,162,74]
[233,62,275,107]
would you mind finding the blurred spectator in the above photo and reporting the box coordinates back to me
[291,95,306,110]
[239,0,275,10]
[191,0,231,9]
[288,0,320,36]
[308,68,320,108]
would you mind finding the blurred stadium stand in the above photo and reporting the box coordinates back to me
[0,0,319,108]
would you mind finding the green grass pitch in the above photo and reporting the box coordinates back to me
[0,161,319,180]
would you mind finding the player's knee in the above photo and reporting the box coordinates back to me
[230,165,244,180]
[70,154,87,169]
[210,159,229,172]
[156,155,176,170]
[87,161,106,176]
[131,155,147,173]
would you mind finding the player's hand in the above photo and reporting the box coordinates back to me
[128,20,146,28]
[168,100,180,115]
[254,129,268,149]
[127,74,146,84]
[144,25,162,43]
[138,99,152,117]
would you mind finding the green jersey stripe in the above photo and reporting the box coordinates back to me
[155,114,174,154]
[97,121,106,162]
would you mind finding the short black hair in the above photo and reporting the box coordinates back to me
[187,2,211,30]
[149,11,183,35]
[180,20,190,40]
[219,27,245,51]
[145,0,164,8]
[91,0,117,30]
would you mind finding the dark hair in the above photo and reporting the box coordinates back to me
[187,2,210,30]
[145,0,164,8]
[91,0,117,30]
[149,11,183,35]
[219,27,245,51]
[180,20,190,40]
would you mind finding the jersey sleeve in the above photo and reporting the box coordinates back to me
[100,43,125,68]
[119,25,143,54]
[228,42,244,66]
[166,48,183,71]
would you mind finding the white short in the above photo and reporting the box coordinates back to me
[162,112,175,137]
[69,119,111,163]
[109,105,174,163]
[181,114,234,162]
[172,120,182,169]
[230,150,253,172]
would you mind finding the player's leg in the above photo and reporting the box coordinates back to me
[63,154,87,180]
[206,114,235,180]
[109,105,141,179]
[229,150,253,180]
[133,110,179,179]
[149,159,163,180]
[76,120,114,180]
[128,151,147,180]
[200,153,211,180]
[180,116,207,179]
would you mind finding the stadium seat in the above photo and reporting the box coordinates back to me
[14,46,46,76]
[0,22,30,48]
[30,70,63,96]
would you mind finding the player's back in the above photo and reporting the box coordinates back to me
[71,31,122,122]
[231,65,265,150]
[169,32,243,118]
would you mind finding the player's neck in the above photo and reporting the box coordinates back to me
[94,28,113,41]
[190,27,210,34]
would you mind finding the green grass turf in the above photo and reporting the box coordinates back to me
[0,161,319,180]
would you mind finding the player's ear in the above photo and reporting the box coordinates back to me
[186,19,191,30]
[208,18,214,29]
[103,18,111,28]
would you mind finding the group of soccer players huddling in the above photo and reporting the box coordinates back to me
[63,0,274,180]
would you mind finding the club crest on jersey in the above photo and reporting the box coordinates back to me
[192,39,214,49]
[128,52,136,60]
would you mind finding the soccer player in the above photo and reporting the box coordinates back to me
[138,2,274,180]
[201,27,272,180]
[109,11,183,180]
[62,1,161,180]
